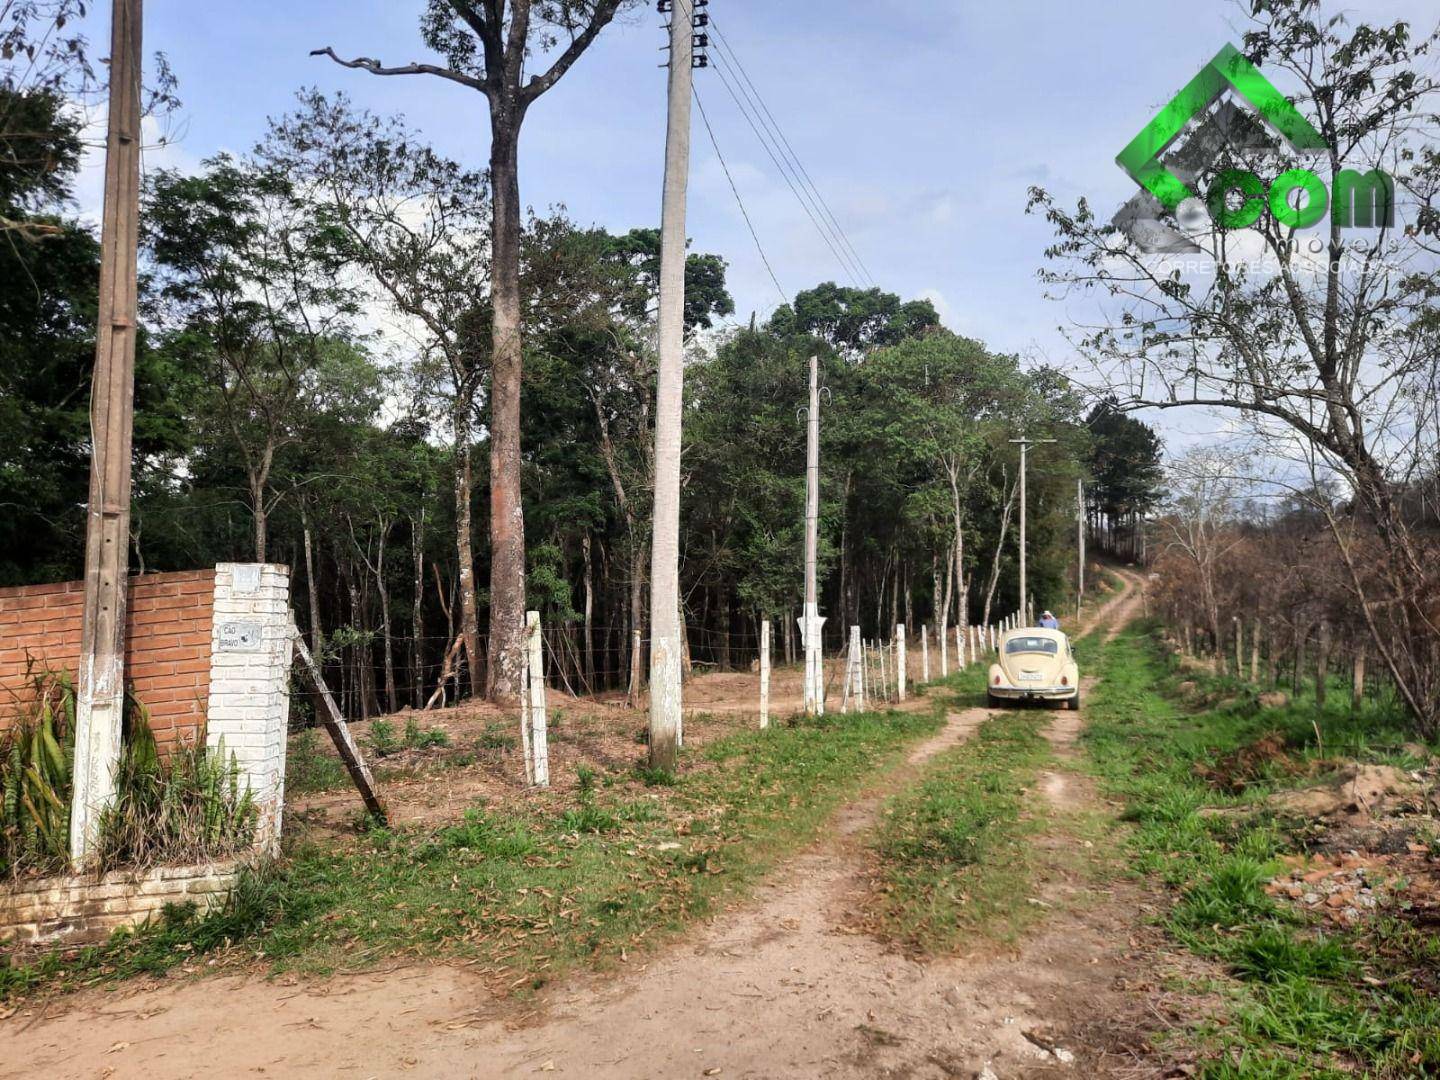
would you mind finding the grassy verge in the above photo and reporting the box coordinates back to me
[865,663,1054,953]
[2,702,944,1003]
[1083,622,1440,1078]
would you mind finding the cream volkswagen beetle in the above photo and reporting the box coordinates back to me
[987,627,1080,710]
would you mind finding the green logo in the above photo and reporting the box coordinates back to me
[1116,43,1393,233]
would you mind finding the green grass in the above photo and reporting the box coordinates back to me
[1082,622,1440,1078]
[2,701,945,1002]
[869,709,1050,952]
[863,657,1057,952]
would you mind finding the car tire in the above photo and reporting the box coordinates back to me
[987,692,1002,709]
[1067,692,1081,711]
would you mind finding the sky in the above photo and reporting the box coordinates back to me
[74,0,1438,453]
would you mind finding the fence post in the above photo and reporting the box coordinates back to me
[896,624,907,702]
[1250,619,1261,683]
[759,619,771,729]
[940,614,949,677]
[1234,617,1244,681]
[921,624,930,682]
[523,611,549,787]
[846,626,865,712]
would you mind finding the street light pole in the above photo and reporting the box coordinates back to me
[1009,436,1056,627]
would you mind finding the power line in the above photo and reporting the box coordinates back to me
[693,83,790,308]
[707,16,878,288]
[705,47,867,288]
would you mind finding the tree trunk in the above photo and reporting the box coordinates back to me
[1315,622,1330,709]
[411,511,425,708]
[453,395,483,696]
[302,508,323,655]
[627,539,646,707]
[377,525,397,713]
[486,119,527,705]
[582,532,595,687]
[1352,650,1366,710]
[250,472,268,563]
[982,479,1018,629]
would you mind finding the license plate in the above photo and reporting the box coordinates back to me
[1018,672,1045,682]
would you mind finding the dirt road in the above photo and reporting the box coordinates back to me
[3,574,1156,1079]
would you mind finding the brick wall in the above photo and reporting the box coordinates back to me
[0,570,216,754]
[0,861,237,946]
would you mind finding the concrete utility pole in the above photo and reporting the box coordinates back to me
[1009,436,1056,629]
[647,0,695,771]
[71,0,143,866]
[800,353,826,715]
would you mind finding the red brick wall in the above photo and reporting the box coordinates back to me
[0,570,216,754]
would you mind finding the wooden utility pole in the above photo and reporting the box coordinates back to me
[648,0,694,771]
[1009,437,1055,628]
[801,353,826,715]
[70,0,143,866]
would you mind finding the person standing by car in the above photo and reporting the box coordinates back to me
[1039,610,1060,629]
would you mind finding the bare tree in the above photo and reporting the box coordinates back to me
[1031,1,1440,727]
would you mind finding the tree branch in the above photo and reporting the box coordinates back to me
[310,47,488,94]
[521,0,623,103]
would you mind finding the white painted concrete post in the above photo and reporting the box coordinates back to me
[524,611,549,787]
[940,614,949,677]
[800,607,826,716]
[846,626,864,712]
[921,624,930,682]
[207,563,294,854]
[896,624,907,702]
[759,620,771,729]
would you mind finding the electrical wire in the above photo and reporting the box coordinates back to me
[693,84,791,309]
[706,15,878,288]
[705,49,867,288]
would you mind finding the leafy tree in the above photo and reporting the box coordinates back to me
[144,156,361,561]
[267,91,493,694]
[767,282,939,356]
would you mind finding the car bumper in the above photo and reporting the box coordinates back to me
[989,684,1077,701]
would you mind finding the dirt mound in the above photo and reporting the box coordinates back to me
[1269,764,1425,822]
[1196,733,1302,793]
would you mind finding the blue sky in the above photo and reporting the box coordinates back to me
[79,0,1436,448]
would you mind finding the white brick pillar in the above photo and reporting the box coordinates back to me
[206,564,294,854]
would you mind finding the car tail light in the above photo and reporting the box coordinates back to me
[1061,675,1069,686]
[993,674,1001,685]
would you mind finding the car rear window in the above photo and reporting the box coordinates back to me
[1006,636,1059,656]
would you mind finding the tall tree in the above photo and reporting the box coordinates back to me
[314,0,640,703]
